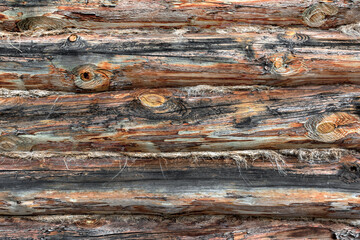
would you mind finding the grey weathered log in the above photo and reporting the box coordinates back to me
[0,149,358,217]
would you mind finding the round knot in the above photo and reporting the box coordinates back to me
[278,31,310,44]
[72,64,112,91]
[302,3,338,28]
[68,34,78,42]
[267,53,307,77]
[316,121,336,134]
[139,94,166,108]
[304,112,360,142]
[17,16,66,31]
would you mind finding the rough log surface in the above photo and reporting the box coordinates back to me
[0,86,359,152]
[0,149,358,217]
[0,29,359,91]
[0,0,359,31]
[0,215,359,239]
[1,0,360,236]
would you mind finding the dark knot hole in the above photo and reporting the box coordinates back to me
[80,71,92,81]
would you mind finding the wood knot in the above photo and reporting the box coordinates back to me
[71,64,112,91]
[304,112,360,142]
[60,34,87,49]
[128,90,189,120]
[266,53,307,77]
[278,31,310,44]
[139,94,166,108]
[316,122,336,134]
[0,135,32,151]
[17,16,66,31]
[303,3,338,27]
[339,22,360,38]
[68,34,78,42]
[75,218,106,228]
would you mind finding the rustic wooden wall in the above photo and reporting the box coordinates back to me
[0,0,360,238]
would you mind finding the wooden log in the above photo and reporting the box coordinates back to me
[0,0,359,31]
[0,149,358,217]
[0,215,358,239]
[0,29,360,91]
[0,86,359,152]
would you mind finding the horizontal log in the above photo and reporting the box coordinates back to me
[0,29,360,91]
[0,149,359,217]
[0,86,359,152]
[0,215,359,239]
[0,0,359,31]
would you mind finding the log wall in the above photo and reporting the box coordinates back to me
[0,0,359,238]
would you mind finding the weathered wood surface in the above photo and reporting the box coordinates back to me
[0,149,358,217]
[1,0,360,235]
[0,0,359,31]
[0,215,359,239]
[0,29,360,91]
[0,86,359,152]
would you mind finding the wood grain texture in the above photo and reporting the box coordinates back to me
[0,85,359,152]
[0,0,359,31]
[0,29,360,91]
[0,149,358,217]
[1,0,360,233]
[0,215,359,239]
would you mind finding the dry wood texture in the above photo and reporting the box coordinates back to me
[0,0,359,31]
[1,0,360,237]
[0,149,358,217]
[0,29,359,91]
[0,215,359,239]
[0,86,359,152]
